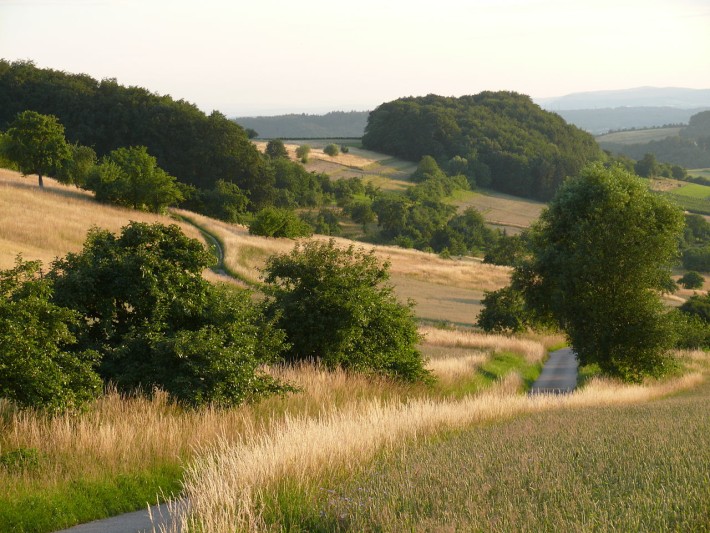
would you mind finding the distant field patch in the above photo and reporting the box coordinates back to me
[451,189,545,233]
[688,168,710,180]
[672,183,710,199]
[596,127,682,145]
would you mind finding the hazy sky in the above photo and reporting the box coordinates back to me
[1,0,709,116]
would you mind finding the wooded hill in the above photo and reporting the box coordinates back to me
[0,60,272,203]
[362,92,603,201]
[234,111,368,139]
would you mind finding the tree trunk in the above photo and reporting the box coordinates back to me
[38,173,44,189]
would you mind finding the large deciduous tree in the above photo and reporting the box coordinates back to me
[3,110,71,188]
[513,164,684,381]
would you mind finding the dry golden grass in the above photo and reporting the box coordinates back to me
[0,170,203,269]
[173,357,706,532]
[452,189,546,233]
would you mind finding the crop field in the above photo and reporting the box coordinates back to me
[672,182,710,199]
[595,127,682,145]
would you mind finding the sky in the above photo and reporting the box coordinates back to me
[1,0,709,116]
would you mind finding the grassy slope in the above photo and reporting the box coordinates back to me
[595,126,683,145]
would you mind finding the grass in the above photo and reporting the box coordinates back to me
[664,191,710,216]
[0,169,203,270]
[298,377,710,532]
[0,327,560,532]
[174,356,706,532]
[449,188,545,234]
[689,168,710,180]
[595,127,683,145]
[671,182,710,199]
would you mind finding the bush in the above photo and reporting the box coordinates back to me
[0,258,101,411]
[249,207,313,238]
[263,240,431,382]
[323,143,340,157]
[682,246,710,272]
[476,285,530,333]
[265,139,289,159]
[679,271,705,289]
[295,144,311,163]
[49,222,289,407]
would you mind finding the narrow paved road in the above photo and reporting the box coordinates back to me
[53,500,188,533]
[530,347,578,394]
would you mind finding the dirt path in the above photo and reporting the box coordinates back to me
[530,347,578,394]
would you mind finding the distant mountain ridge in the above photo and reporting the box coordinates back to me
[234,111,368,139]
[554,107,710,135]
[536,87,710,110]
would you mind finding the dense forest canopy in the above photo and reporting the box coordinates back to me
[362,92,603,200]
[0,59,265,196]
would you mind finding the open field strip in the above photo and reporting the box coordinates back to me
[595,127,683,145]
[173,352,707,532]
[672,182,710,199]
[689,168,710,180]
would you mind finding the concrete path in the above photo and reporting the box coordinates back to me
[530,347,578,394]
[53,499,188,533]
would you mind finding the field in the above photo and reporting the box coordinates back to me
[1,169,709,532]
[449,189,546,234]
[689,168,710,180]
[595,127,682,145]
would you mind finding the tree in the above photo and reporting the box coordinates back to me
[323,143,340,157]
[265,139,289,159]
[411,155,445,183]
[3,110,71,188]
[263,240,431,382]
[49,222,288,406]
[514,164,684,382]
[0,257,101,411]
[56,143,96,187]
[634,153,659,178]
[295,144,311,163]
[679,271,705,289]
[476,286,531,333]
[248,207,313,238]
[86,146,183,212]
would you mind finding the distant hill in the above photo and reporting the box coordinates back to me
[234,111,368,139]
[537,87,710,110]
[554,107,710,135]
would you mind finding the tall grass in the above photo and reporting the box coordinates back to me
[173,362,705,531]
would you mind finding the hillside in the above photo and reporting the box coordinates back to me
[556,108,707,135]
[0,169,511,326]
[235,111,368,139]
[362,92,603,200]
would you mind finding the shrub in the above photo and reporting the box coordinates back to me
[323,143,340,157]
[295,144,311,163]
[263,240,431,382]
[49,222,289,407]
[679,271,705,289]
[265,139,289,159]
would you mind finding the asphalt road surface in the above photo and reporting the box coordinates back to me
[530,347,578,394]
[53,499,188,533]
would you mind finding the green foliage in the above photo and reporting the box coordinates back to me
[86,146,183,212]
[0,60,265,197]
[476,286,531,333]
[682,245,710,272]
[411,155,445,183]
[634,153,659,177]
[249,207,313,238]
[270,158,327,207]
[48,222,288,406]
[302,209,342,236]
[483,232,528,266]
[263,240,431,382]
[514,164,684,382]
[679,293,710,323]
[295,144,311,163]
[265,139,289,160]
[185,179,250,223]
[346,200,376,228]
[0,448,40,473]
[323,143,340,157]
[679,271,704,289]
[3,110,71,188]
[0,258,101,411]
[362,92,602,200]
[56,143,96,187]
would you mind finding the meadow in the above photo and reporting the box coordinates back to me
[595,127,683,145]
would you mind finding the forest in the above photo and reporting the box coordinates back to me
[361,92,603,200]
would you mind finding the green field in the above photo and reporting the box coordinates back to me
[663,182,710,215]
[689,168,710,180]
[596,127,682,146]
